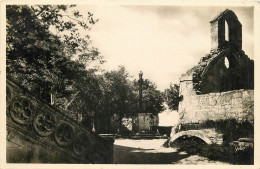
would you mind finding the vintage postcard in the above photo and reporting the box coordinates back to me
[0,0,259,168]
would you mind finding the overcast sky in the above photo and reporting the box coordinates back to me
[77,5,253,91]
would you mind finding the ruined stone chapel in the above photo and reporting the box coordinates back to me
[178,9,254,125]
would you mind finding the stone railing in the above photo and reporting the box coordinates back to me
[6,79,114,163]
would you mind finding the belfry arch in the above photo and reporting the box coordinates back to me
[210,9,242,50]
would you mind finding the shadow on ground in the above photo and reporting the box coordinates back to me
[113,144,190,164]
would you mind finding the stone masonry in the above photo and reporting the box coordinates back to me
[6,78,114,163]
[178,9,254,125]
[210,9,242,50]
[178,89,254,124]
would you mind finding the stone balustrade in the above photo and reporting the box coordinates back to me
[6,79,114,163]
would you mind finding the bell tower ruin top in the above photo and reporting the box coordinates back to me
[210,9,242,50]
[180,9,253,95]
[177,9,254,125]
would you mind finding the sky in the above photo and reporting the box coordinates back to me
[76,6,254,126]
[73,5,254,126]
[76,5,254,92]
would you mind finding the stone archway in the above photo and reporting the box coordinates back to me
[170,130,213,145]
[199,49,254,94]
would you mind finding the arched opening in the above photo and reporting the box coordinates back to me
[198,50,252,94]
[224,56,229,69]
[224,12,242,50]
[172,136,207,154]
[210,10,242,50]
[225,20,229,41]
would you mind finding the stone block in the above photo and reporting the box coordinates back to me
[233,91,243,98]
[231,97,242,105]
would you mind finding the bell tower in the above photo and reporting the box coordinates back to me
[210,9,242,50]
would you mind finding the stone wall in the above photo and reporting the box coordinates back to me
[6,79,114,163]
[178,89,254,124]
[183,49,254,95]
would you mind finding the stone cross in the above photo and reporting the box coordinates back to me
[138,71,143,113]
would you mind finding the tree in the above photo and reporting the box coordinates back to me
[100,66,138,133]
[134,79,165,115]
[6,5,107,131]
[99,67,165,133]
[6,5,103,105]
[164,83,182,111]
[6,5,165,133]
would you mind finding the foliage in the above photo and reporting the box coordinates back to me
[104,66,138,116]
[101,66,137,132]
[6,5,165,133]
[134,79,165,115]
[171,136,206,155]
[178,119,254,144]
[7,5,101,63]
[6,5,108,132]
[96,66,164,133]
[6,5,102,104]
[200,143,253,164]
[167,118,254,164]
[163,83,182,111]
[168,136,253,164]
[201,119,254,145]
[242,100,254,123]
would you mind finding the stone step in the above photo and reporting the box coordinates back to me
[130,135,168,139]
[99,133,168,139]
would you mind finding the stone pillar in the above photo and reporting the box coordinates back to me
[138,71,143,113]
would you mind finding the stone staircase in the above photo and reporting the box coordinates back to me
[6,78,114,163]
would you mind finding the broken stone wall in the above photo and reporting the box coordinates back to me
[210,9,242,51]
[179,88,254,124]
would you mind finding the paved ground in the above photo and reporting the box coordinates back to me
[113,139,231,164]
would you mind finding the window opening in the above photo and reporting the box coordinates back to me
[225,20,229,41]
[224,57,229,69]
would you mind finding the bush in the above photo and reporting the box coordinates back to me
[201,119,254,144]
[167,119,254,164]
[167,136,253,164]
[171,136,206,155]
